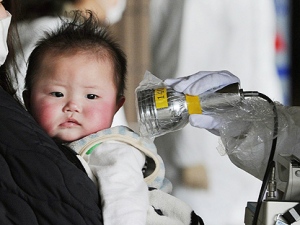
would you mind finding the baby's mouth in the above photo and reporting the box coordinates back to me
[60,118,80,127]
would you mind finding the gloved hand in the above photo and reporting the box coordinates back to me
[164,70,240,95]
[189,114,222,135]
[164,70,240,135]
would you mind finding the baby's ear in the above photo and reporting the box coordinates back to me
[115,95,125,113]
[22,90,31,111]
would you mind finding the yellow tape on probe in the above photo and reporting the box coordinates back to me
[185,94,202,114]
[154,87,202,114]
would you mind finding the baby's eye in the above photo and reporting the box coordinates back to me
[50,92,64,97]
[86,94,99,99]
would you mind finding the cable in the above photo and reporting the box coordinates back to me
[242,91,279,225]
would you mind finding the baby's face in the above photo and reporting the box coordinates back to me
[27,52,123,142]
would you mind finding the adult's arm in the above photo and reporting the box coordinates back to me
[221,103,300,180]
[165,71,300,180]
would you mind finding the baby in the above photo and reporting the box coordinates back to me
[22,10,171,225]
[23,10,203,225]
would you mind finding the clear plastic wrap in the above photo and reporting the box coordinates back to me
[217,97,277,155]
[135,72,189,138]
[135,71,243,138]
[217,99,296,180]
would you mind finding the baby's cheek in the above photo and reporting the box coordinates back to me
[34,105,57,134]
[88,105,115,127]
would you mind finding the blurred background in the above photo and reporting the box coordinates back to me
[16,0,299,224]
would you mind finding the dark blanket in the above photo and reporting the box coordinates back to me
[0,87,103,224]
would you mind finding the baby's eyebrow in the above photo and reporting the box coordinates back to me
[83,85,101,89]
[46,80,66,87]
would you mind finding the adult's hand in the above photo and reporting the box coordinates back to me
[164,70,240,134]
[164,70,240,95]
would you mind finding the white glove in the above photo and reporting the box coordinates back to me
[164,70,240,96]
[188,114,221,135]
[164,70,240,134]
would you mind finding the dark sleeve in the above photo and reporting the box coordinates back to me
[58,143,88,173]
[0,88,103,225]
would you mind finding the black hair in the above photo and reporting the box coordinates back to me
[25,10,127,99]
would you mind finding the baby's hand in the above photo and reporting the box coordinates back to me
[0,1,8,19]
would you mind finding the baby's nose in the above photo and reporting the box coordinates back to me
[63,101,81,112]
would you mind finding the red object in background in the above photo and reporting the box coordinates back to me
[275,32,285,52]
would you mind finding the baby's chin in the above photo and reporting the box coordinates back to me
[53,134,86,144]
[52,128,111,144]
